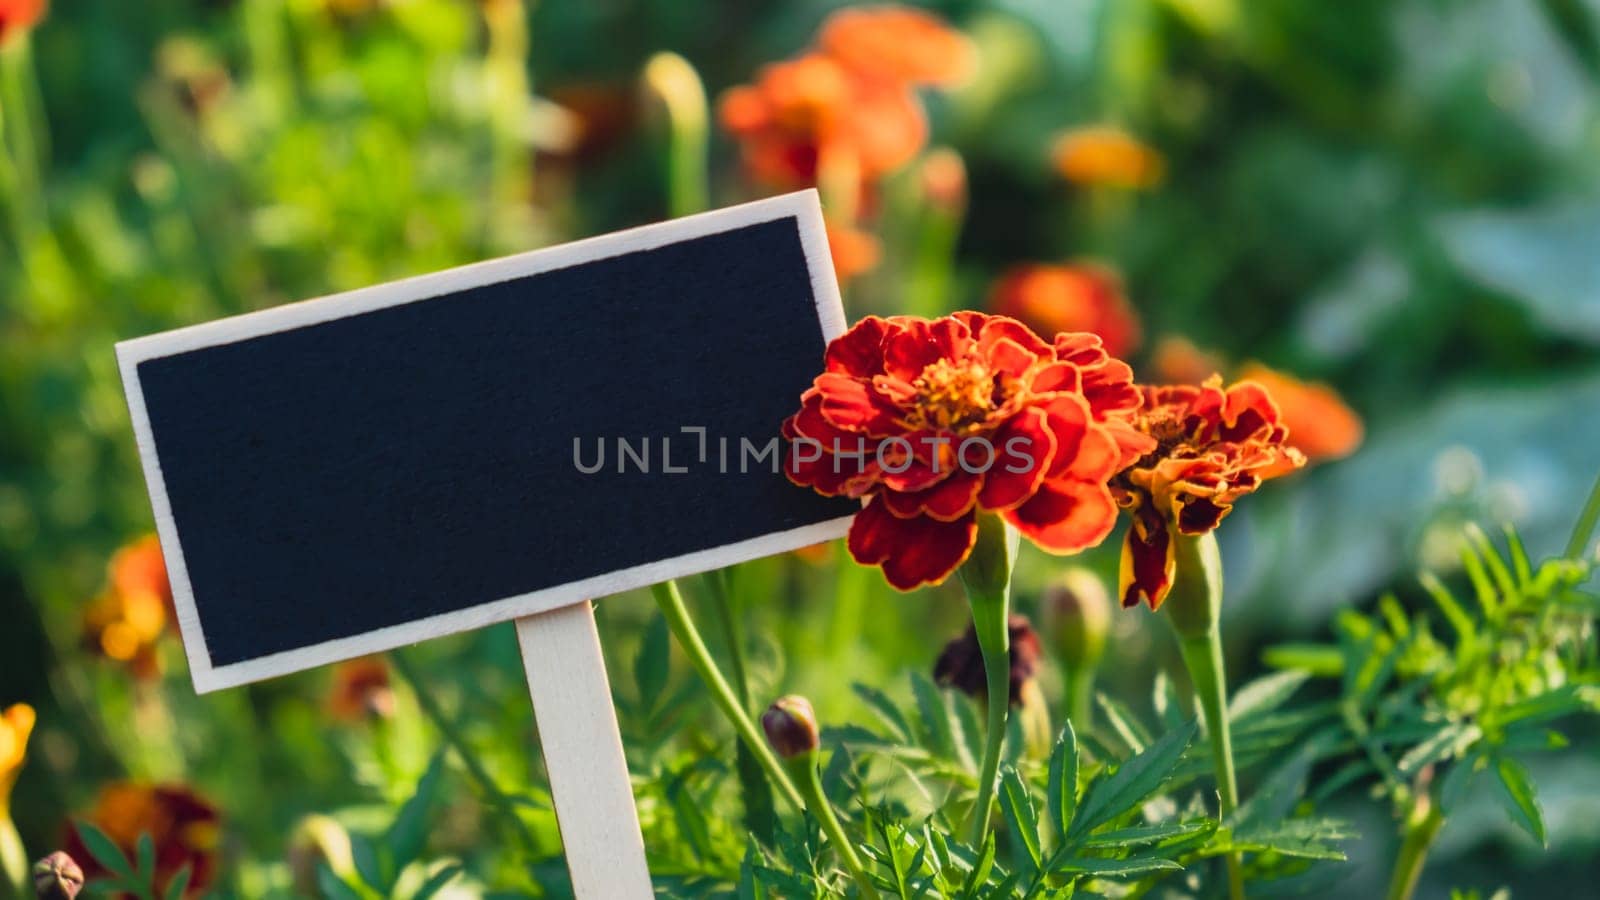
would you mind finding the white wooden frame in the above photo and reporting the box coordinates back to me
[116,189,852,693]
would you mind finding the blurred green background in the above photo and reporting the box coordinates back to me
[4,0,1600,896]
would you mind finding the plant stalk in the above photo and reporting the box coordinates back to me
[1385,800,1444,900]
[0,814,27,900]
[1165,531,1245,900]
[785,753,881,899]
[956,512,1019,846]
[388,650,539,853]
[641,52,709,219]
[650,580,806,813]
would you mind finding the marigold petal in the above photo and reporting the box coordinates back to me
[1118,525,1175,609]
[1006,480,1118,555]
[825,316,894,377]
[976,407,1055,510]
[884,471,982,521]
[815,372,902,435]
[848,497,977,590]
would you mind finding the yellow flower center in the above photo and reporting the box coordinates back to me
[907,357,1006,433]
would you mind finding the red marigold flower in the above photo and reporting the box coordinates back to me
[326,656,395,721]
[783,313,1152,590]
[1113,377,1305,609]
[815,5,975,88]
[83,535,174,680]
[0,0,46,44]
[65,783,221,897]
[988,263,1142,359]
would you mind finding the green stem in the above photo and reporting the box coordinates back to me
[957,512,1018,846]
[785,753,881,899]
[650,580,806,813]
[1165,532,1245,900]
[388,650,539,853]
[0,814,28,900]
[1385,801,1444,900]
[1564,469,1600,560]
[706,570,750,706]
[641,52,709,219]
[1062,667,1094,735]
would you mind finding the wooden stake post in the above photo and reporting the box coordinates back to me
[115,191,855,896]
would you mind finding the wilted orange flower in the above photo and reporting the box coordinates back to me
[1,703,35,815]
[720,54,926,190]
[826,222,882,283]
[988,263,1142,358]
[1113,377,1304,609]
[327,657,394,721]
[1052,126,1165,190]
[83,536,173,679]
[65,783,220,897]
[0,0,47,44]
[816,5,974,88]
[934,614,1042,706]
[1237,363,1363,468]
[784,313,1152,590]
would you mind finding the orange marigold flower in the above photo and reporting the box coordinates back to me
[1,703,36,816]
[1237,363,1363,468]
[1113,377,1304,609]
[988,263,1142,358]
[816,5,975,88]
[783,313,1153,590]
[65,783,220,897]
[326,657,394,721]
[1052,125,1165,190]
[83,536,173,679]
[1149,336,1224,386]
[826,222,882,283]
[720,54,927,190]
[0,0,46,44]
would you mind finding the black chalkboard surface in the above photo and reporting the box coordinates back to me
[118,191,856,691]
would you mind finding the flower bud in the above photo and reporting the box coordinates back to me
[761,695,819,759]
[1040,568,1110,672]
[33,851,85,900]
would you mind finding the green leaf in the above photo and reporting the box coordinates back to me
[1046,721,1079,841]
[349,832,387,890]
[1229,670,1311,723]
[135,832,156,883]
[1262,643,1344,677]
[634,611,670,715]
[1418,572,1475,644]
[1231,818,1355,860]
[912,673,958,758]
[1095,693,1151,754]
[411,862,464,900]
[1438,753,1481,815]
[852,683,913,743]
[316,863,366,900]
[162,866,192,900]
[1398,722,1480,777]
[73,822,136,880]
[1055,855,1184,877]
[386,751,447,875]
[999,768,1041,876]
[1492,756,1546,846]
[958,832,997,899]
[1071,720,1197,838]
[1083,821,1211,847]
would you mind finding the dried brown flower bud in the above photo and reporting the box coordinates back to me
[33,851,85,900]
[761,695,819,759]
[933,614,1043,706]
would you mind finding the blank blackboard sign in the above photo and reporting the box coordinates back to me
[118,191,856,692]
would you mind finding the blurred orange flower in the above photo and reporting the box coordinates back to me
[720,54,926,190]
[65,783,220,897]
[1113,377,1304,609]
[919,147,967,214]
[327,657,394,721]
[1237,363,1363,468]
[0,0,47,44]
[988,263,1142,358]
[1,703,35,815]
[816,5,975,88]
[826,222,882,284]
[83,536,173,679]
[1149,336,1225,386]
[1052,126,1165,190]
